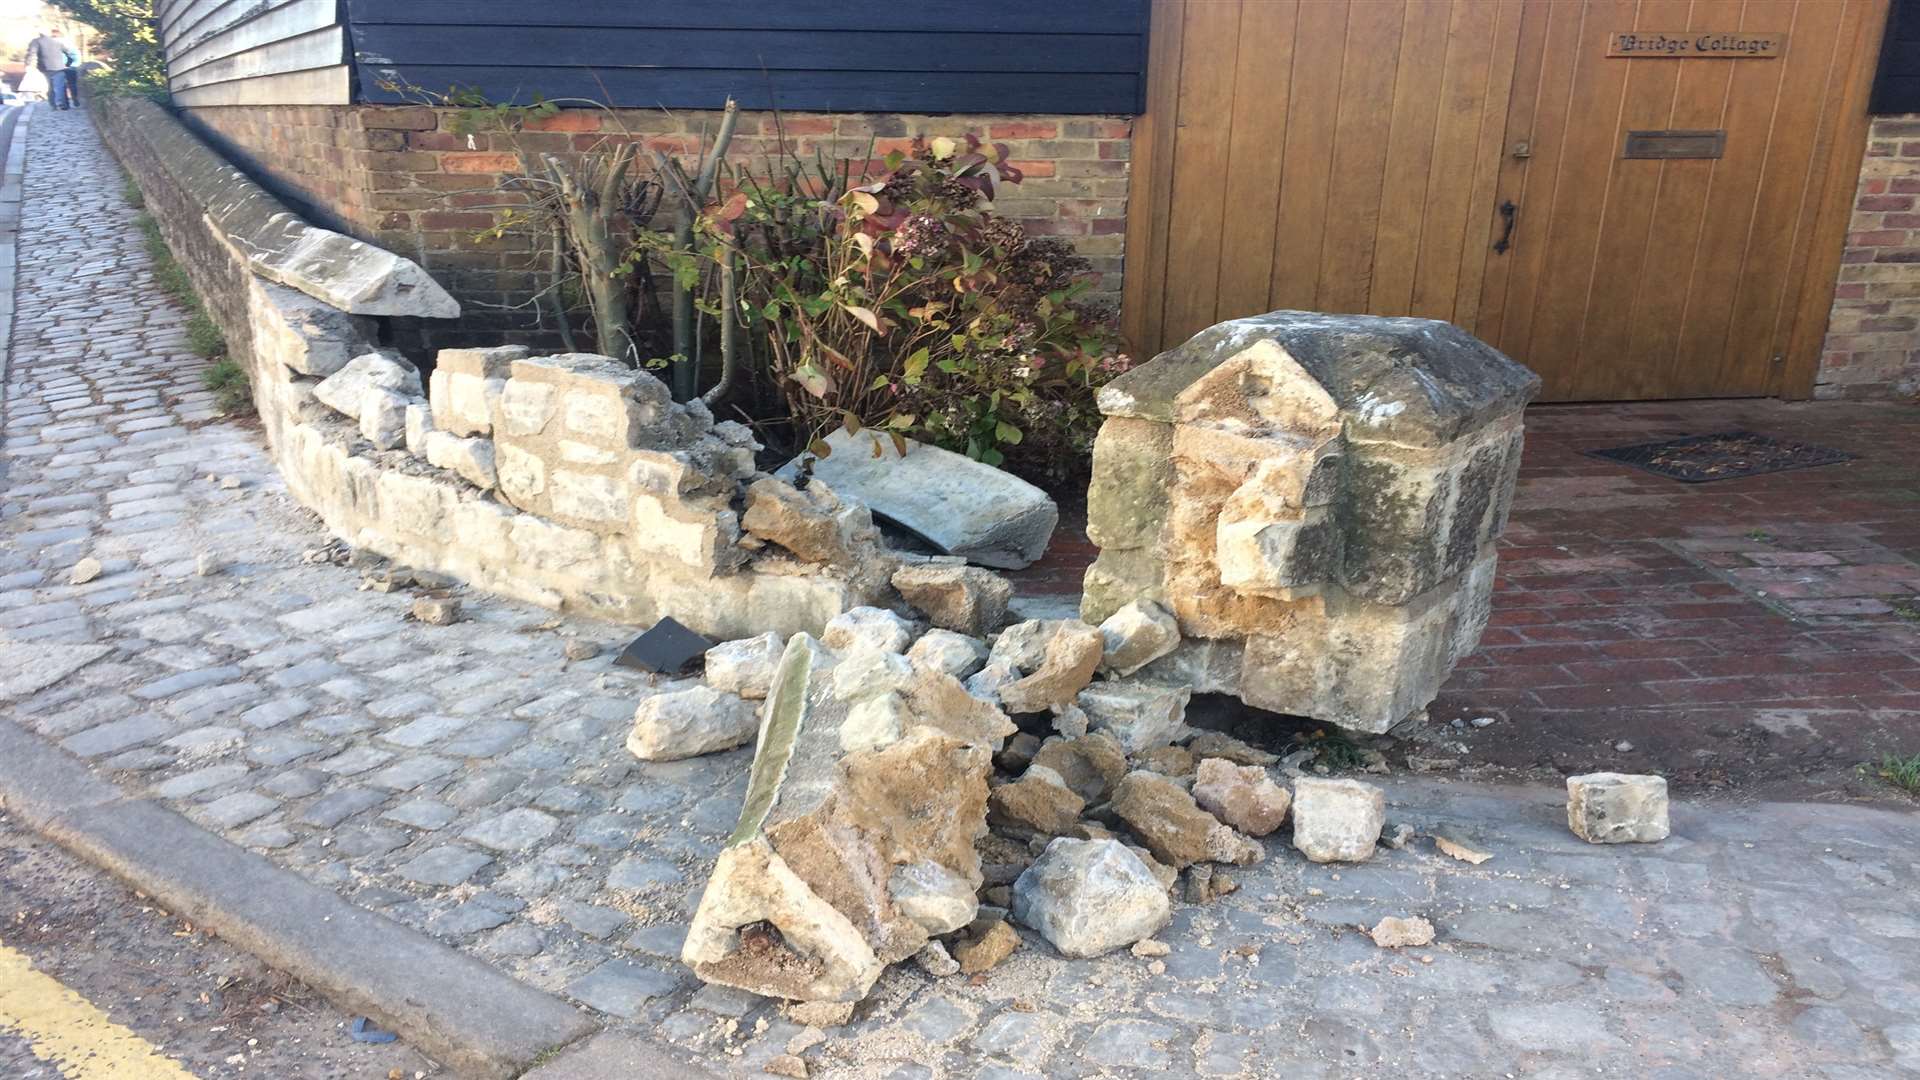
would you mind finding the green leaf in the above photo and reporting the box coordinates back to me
[995,421,1023,445]
[903,347,931,382]
[981,447,1005,467]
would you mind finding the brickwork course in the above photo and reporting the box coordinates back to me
[177,104,1131,355]
[1819,113,1920,400]
[6,108,1920,1077]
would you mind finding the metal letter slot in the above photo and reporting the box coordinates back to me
[1622,130,1726,160]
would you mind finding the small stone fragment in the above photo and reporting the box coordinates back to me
[1191,757,1291,836]
[411,595,461,626]
[831,649,915,703]
[906,629,988,679]
[839,692,910,753]
[1096,600,1180,677]
[1110,770,1261,869]
[1566,772,1670,844]
[1369,915,1435,949]
[1434,833,1492,865]
[1290,777,1386,863]
[821,606,914,656]
[1183,731,1280,767]
[1029,733,1130,803]
[563,639,600,661]
[787,1027,827,1056]
[1011,838,1171,958]
[705,632,783,699]
[954,919,1020,974]
[69,557,102,585]
[764,1053,809,1078]
[1050,702,1090,738]
[786,1001,856,1028]
[1133,744,1194,778]
[892,563,1012,636]
[1130,939,1171,958]
[996,732,1041,774]
[1379,822,1417,850]
[889,861,977,935]
[1077,681,1191,753]
[1182,864,1214,904]
[914,942,960,977]
[627,685,759,762]
[998,622,1104,714]
[988,768,1086,837]
[194,552,220,577]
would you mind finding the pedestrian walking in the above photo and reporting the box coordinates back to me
[24,29,77,111]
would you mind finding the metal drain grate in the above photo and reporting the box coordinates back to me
[1585,430,1857,483]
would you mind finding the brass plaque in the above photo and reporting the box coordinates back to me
[1608,32,1785,58]
[1623,130,1727,160]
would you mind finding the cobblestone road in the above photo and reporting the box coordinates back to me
[4,108,1920,1079]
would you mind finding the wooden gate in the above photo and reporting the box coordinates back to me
[1122,0,1887,401]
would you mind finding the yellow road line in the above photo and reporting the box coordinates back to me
[0,937,198,1079]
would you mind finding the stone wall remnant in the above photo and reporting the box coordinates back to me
[1081,311,1540,733]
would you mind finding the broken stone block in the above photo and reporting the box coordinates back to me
[1369,915,1435,949]
[1030,733,1129,804]
[1109,770,1261,869]
[360,388,412,450]
[1076,681,1191,754]
[998,622,1104,714]
[403,401,433,456]
[410,595,460,625]
[1290,777,1386,863]
[987,767,1086,837]
[839,692,910,753]
[896,666,1018,749]
[627,685,759,762]
[1191,758,1291,837]
[68,557,102,585]
[1011,838,1172,959]
[742,476,883,568]
[953,919,1020,974]
[1080,311,1538,732]
[683,637,992,1004]
[831,650,915,704]
[312,351,421,420]
[430,345,526,438]
[891,563,1012,636]
[963,660,1019,705]
[914,942,960,977]
[889,861,976,935]
[782,429,1058,569]
[996,733,1042,774]
[1566,772,1670,844]
[906,629,988,680]
[1097,600,1180,677]
[706,632,784,700]
[424,430,498,491]
[821,607,914,656]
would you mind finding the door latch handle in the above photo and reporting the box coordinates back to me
[1493,200,1518,254]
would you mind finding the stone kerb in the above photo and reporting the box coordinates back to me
[1081,311,1540,734]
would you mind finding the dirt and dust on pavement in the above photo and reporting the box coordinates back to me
[0,810,441,1080]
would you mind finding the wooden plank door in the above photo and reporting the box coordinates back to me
[1476,0,1887,400]
[1122,0,1526,352]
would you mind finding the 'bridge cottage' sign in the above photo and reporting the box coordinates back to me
[1607,32,1785,58]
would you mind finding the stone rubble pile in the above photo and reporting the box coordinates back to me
[644,600,1676,1014]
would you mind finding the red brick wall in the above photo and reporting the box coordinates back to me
[178,104,1132,355]
[1818,115,1920,400]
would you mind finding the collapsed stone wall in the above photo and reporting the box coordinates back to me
[98,93,907,640]
[1081,312,1541,733]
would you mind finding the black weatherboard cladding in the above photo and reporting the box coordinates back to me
[1874,0,1920,114]
[345,0,1152,114]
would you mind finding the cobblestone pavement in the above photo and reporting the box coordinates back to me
[5,109,1920,1079]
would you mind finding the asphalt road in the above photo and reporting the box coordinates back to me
[0,811,441,1079]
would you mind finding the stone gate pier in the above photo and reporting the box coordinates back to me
[1080,311,1540,732]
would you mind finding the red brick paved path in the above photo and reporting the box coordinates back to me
[1010,399,1920,796]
